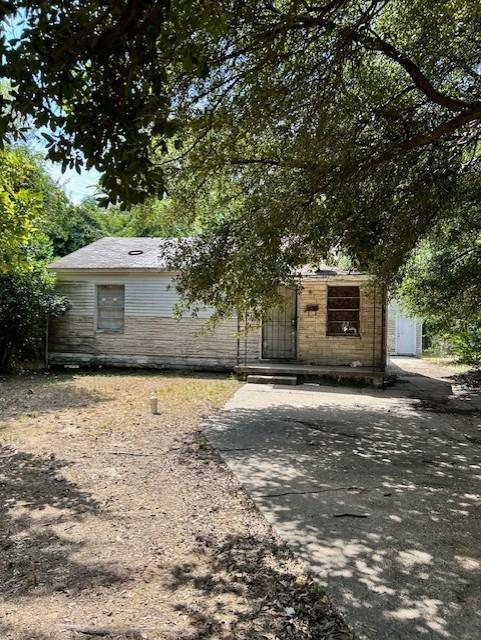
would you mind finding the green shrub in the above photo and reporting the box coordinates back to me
[0,267,69,370]
[446,323,481,368]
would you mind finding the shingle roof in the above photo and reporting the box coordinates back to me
[49,236,366,277]
[49,237,177,270]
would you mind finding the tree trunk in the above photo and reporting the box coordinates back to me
[0,343,11,372]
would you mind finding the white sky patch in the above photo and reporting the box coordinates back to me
[45,161,101,204]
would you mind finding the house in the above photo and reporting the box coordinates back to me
[387,301,423,357]
[48,237,387,385]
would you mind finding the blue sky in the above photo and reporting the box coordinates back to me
[27,127,102,203]
[45,161,101,204]
[4,14,102,204]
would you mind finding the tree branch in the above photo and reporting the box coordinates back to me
[243,9,481,115]
[361,29,480,112]
[228,157,282,166]
[367,108,481,168]
[91,0,169,55]
[226,157,311,168]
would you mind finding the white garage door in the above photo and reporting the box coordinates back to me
[396,316,417,355]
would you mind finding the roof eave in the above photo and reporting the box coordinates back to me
[48,266,176,274]
[300,273,370,280]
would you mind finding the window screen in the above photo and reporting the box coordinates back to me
[96,285,125,332]
[327,286,360,336]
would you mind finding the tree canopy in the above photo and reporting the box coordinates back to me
[0,146,71,368]
[1,1,480,315]
[400,219,481,331]
[0,146,48,271]
[397,204,481,363]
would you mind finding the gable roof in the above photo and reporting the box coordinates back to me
[49,237,176,271]
[49,236,366,277]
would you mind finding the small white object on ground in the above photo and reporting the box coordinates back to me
[149,393,159,415]
[350,360,362,368]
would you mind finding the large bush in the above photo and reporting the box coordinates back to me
[447,323,481,369]
[399,230,481,369]
[0,267,69,371]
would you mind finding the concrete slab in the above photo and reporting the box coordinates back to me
[246,374,298,385]
[236,361,385,386]
[203,363,481,640]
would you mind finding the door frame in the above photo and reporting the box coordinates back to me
[261,288,298,360]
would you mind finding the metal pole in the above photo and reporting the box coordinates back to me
[372,283,377,372]
[236,313,240,366]
[244,313,248,366]
[45,316,49,369]
[381,285,387,371]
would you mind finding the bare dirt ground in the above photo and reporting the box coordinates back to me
[389,356,469,379]
[0,369,352,640]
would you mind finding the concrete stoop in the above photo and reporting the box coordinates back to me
[246,374,298,386]
[237,362,385,387]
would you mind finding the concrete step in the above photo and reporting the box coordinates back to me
[246,374,298,386]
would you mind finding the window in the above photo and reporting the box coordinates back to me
[327,286,360,336]
[96,285,124,332]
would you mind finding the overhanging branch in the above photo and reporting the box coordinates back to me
[362,29,480,113]
[250,9,481,115]
[367,108,481,168]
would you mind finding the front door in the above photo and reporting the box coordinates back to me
[396,316,417,355]
[262,287,297,360]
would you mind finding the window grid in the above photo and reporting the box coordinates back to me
[96,285,125,332]
[327,286,360,336]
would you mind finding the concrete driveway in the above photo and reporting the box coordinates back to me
[204,358,481,640]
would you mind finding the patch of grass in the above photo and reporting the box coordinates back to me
[0,370,240,438]
[422,355,468,372]
[154,377,239,409]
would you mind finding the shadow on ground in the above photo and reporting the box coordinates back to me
[0,374,109,421]
[205,369,481,640]
[0,368,236,424]
[0,445,128,599]
[0,623,55,640]
[167,531,352,640]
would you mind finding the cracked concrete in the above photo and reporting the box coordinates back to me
[204,358,481,640]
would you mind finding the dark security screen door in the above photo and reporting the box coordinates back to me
[262,287,297,360]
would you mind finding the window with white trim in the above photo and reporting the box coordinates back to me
[327,286,360,336]
[96,285,125,332]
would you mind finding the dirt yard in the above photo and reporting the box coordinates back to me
[0,369,351,640]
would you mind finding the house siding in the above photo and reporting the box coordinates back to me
[49,271,387,371]
[55,274,214,318]
[296,278,385,368]
[387,308,396,355]
[49,272,258,370]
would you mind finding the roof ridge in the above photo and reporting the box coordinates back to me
[48,236,184,270]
